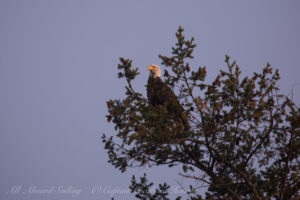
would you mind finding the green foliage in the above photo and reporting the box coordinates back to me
[103,27,300,200]
[129,173,181,200]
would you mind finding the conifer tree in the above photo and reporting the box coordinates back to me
[103,27,300,200]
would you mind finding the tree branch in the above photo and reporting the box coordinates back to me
[206,144,263,200]
[279,131,295,200]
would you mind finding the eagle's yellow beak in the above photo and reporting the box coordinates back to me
[148,65,154,71]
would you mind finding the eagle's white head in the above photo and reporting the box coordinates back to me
[148,64,161,78]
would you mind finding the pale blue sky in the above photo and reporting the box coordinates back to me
[1,1,299,199]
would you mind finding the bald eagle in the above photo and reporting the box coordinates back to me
[147,64,188,128]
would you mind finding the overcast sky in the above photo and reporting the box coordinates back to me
[1,1,299,199]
